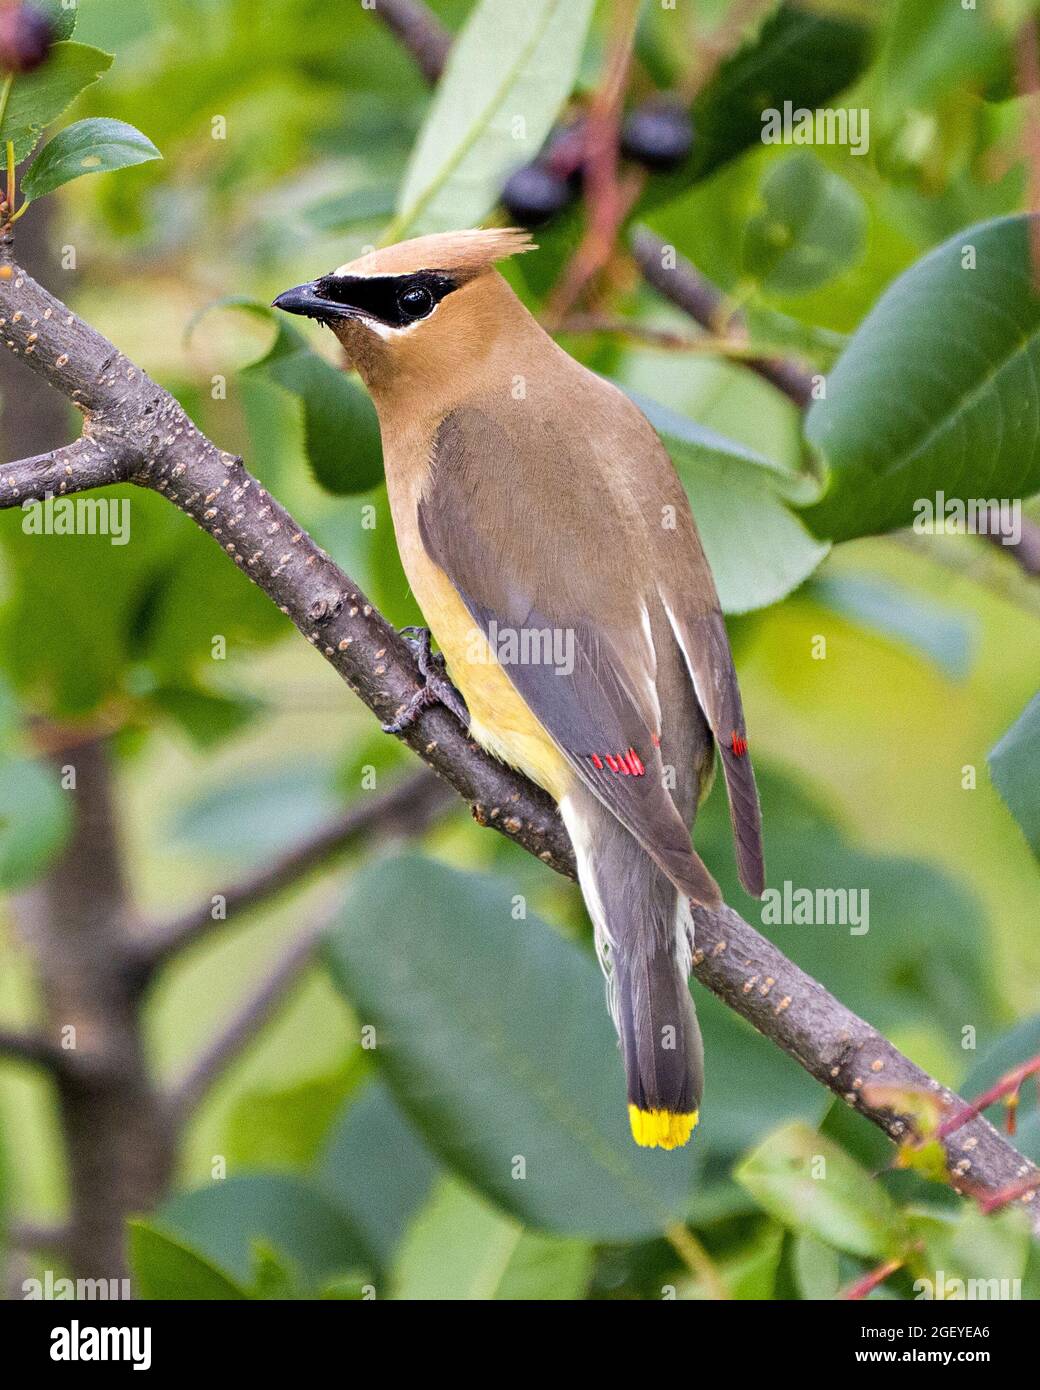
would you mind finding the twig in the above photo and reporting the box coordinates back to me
[938,1054,1040,1139]
[168,909,332,1121]
[630,227,816,407]
[0,1025,69,1072]
[977,1169,1040,1215]
[374,0,452,86]
[840,1256,905,1301]
[555,312,770,359]
[132,769,453,980]
[544,0,644,328]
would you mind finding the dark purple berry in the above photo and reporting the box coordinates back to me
[621,100,694,173]
[0,3,55,74]
[501,162,573,228]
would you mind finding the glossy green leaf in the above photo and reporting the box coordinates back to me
[324,854,701,1240]
[391,0,595,237]
[634,393,829,613]
[129,1222,250,1301]
[989,694,1040,858]
[0,43,113,162]
[0,753,71,890]
[735,1122,904,1259]
[803,215,1040,541]
[744,154,867,295]
[22,118,160,200]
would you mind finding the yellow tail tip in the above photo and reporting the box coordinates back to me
[628,1105,699,1150]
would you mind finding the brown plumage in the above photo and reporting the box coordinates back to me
[274,228,764,1150]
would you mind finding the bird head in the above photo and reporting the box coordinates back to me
[272,227,534,389]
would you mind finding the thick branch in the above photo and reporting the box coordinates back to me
[133,768,453,979]
[1,249,1036,1225]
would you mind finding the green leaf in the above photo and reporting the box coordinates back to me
[151,684,259,750]
[225,1061,364,1172]
[791,1232,842,1300]
[316,1081,440,1271]
[192,299,382,495]
[392,1177,591,1300]
[633,393,829,613]
[735,1121,904,1260]
[154,1175,369,1289]
[169,763,343,862]
[305,185,397,232]
[324,854,702,1240]
[129,1222,250,1300]
[803,214,1040,541]
[0,43,114,163]
[391,0,595,237]
[35,1,78,43]
[989,694,1040,858]
[249,319,383,494]
[638,4,872,211]
[811,574,974,679]
[743,154,867,295]
[22,118,161,200]
[0,752,71,890]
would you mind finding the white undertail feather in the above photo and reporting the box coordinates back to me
[560,795,621,1033]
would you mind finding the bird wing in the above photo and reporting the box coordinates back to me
[418,405,722,906]
[657,596,765,897]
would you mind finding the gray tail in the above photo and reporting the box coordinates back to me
[564,795,704,1151]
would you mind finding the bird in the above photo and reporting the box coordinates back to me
[274,228,764,1150]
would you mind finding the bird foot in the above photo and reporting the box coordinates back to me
[382,626,469,735]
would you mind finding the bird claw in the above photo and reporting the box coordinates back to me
[382,626,469,735]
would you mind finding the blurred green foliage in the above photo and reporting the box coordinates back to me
[0,0,1037,1301]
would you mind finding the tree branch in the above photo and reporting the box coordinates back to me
[0,1024,69,1071]
[630,227,816,408]
[374,0,452,86]
[132,769,454,981]
[167,910,331,1123]
[1,229,1037,1226]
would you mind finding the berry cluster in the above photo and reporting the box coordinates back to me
[502,98,693,229]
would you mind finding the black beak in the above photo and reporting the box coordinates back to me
[271,281,353,322]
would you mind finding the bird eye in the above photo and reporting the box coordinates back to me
[397,284,435,320]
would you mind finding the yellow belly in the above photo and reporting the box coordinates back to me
[407,559,571,803]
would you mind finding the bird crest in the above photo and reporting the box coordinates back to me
[333,227,535,281]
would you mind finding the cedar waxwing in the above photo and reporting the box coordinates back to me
[274,228,764,1150]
